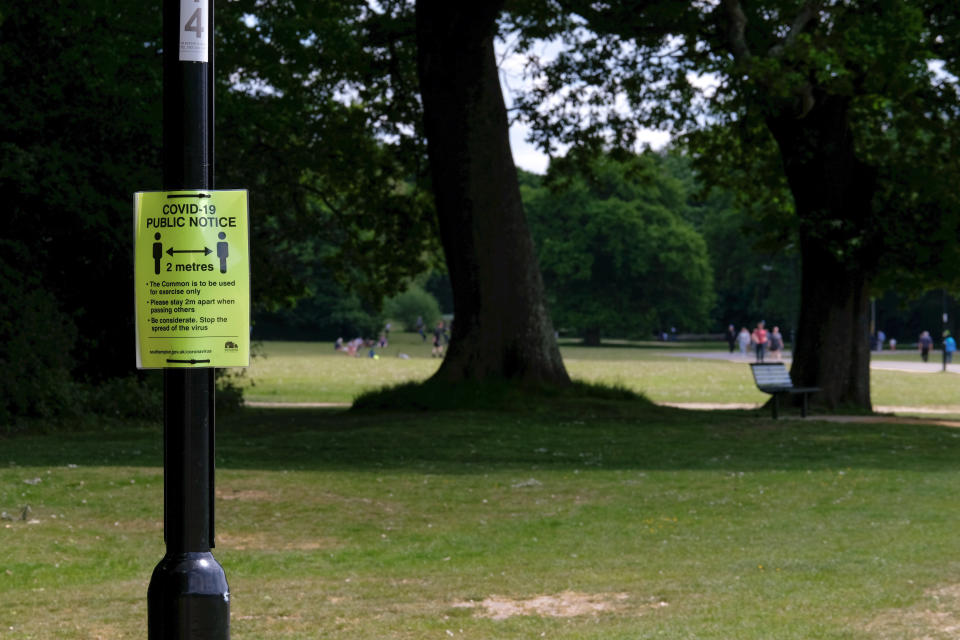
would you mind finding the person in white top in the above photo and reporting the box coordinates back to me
[736,327,751,357]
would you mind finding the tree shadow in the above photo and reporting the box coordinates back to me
[5,403,952,474]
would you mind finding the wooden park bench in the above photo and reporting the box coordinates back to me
[750,362,821,419]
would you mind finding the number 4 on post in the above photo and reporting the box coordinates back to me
[185,7,203,38]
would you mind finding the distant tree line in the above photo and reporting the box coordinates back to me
[521,151,800,344]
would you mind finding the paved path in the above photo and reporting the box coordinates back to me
[667,351,960,374]
[662,401,960,418]
[663,351,960,418]
[245,401,350,408]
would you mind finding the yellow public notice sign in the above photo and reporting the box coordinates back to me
[134,190,250,368]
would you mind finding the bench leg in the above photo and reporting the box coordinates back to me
[801,393,808,418]
[771,394,779,420]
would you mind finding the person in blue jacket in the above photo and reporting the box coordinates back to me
[943,330,956,367]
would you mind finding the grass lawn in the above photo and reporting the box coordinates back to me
[4,339,960,638]
[3,404,960,639]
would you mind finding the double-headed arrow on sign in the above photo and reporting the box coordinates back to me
[166,247,213,256]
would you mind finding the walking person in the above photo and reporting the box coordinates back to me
[943,330,956,371]
[726,324,737,353]
[768,326,784,361]
[919,330,933,362]
[737,327,751,358]
[752,321,768,363]
[416,315,426,342]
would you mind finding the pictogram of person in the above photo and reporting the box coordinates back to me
[153,233,163,274]
[217,231,229,273]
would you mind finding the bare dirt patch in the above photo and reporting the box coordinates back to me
[234,613,303,622]
[451,591,666,620]
[217,531,337,551]
[865,583,960,639]
[216,489,272,501]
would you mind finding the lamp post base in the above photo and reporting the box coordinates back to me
[148,551,230,639]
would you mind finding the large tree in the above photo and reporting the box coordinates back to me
[220,0,571,385]
[511,0,960,409]
[416,0,569,384]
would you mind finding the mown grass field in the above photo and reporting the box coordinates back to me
[3,337,960,639]
[242,334,960,412]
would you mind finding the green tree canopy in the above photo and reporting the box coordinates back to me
[522,152,714,343]
[384,284,442,332]
[0,0,441,400]
[217,0,440,304]
[1,2,162,382]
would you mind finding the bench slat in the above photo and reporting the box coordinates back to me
[749,363,820,419]
[750,363,793,388]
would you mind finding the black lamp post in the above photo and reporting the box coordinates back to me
[147,1,230,637]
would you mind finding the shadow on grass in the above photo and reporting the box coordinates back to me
[3,395,958,475]
[352,378,647,412]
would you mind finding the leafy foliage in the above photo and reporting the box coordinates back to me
[509,0,960,288]
[384,285,441,332]
[659,153,801,332]
[0,249,79,423]
[218,0,440,305]
[522,152,714,341]
[251,236,386,341]
[0,1,162,380]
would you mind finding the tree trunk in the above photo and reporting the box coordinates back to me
[790,235,872,409]
[766,95,878,410]
[415,1,570,385]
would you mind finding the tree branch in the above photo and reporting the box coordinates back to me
[768,1,820,58]
[769,2,821,118]
[300,181,351,226]
[721,0,751,61]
